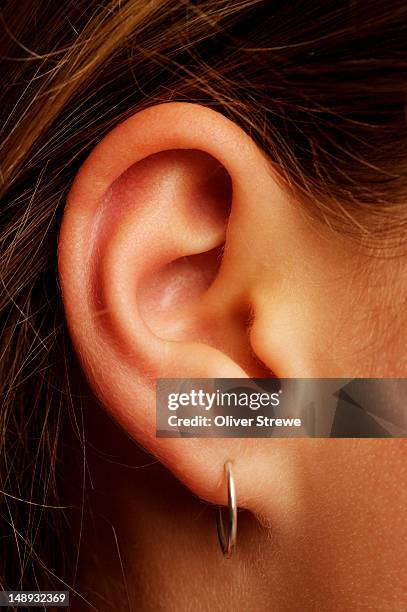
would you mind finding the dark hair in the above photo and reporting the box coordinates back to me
[1,0,406,594]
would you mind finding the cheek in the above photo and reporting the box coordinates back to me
[269,439,407,609]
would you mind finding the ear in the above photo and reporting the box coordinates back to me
[58,102,362,511]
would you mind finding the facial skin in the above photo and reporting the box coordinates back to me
[59,103,407,610]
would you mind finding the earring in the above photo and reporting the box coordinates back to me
[216,461,237,557]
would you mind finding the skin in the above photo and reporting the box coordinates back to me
[59,103,407,611]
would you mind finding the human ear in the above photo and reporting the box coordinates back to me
[58,102,373,512]
[59,102,280,507]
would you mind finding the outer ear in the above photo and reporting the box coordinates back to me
[59,102,280,506]
[58,102,353,509]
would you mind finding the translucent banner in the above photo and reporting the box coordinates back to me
[156,378,407,438]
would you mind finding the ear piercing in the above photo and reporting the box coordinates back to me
[216,461,237,557]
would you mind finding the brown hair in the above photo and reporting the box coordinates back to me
[1,0,406,593]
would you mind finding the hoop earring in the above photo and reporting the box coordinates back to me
[216,461,237,558]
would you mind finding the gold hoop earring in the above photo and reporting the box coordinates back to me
[216,461,237,558]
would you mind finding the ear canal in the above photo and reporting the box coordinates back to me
[138,246,224,339]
